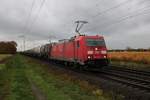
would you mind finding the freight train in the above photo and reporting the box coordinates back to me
[24,35,109,69]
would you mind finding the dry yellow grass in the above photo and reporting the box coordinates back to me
[0,54,12,61]
[108,51,150,64]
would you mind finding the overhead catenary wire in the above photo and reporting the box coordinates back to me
[27,0,46,34]
[87,8,150,33]
[86,4,150,32]
[23,0,36,33]
[87,0,132,22]
[42,0,106,35]
[103,9,150,32]
[86,0,149,25]
[73,0,150,35]
[20,0,36,51]
[23,0,150,38]
[85,0,105,12]
[70,0,132,34]
[79,0,135,33]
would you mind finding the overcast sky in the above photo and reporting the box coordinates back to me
[0,0,150,50]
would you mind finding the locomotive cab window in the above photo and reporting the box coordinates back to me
[86,39,105,46]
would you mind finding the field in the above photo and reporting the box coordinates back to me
[0,54,12,62]
[108,51,150,64]
[0,54,109,100]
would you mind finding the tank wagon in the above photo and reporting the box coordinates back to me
[25,46,41,57]
[24,35,109,69]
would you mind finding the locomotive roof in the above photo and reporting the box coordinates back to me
[57,35,104,43]
[75,35,104,39]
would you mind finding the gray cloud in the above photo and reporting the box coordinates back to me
[0,0,150,50]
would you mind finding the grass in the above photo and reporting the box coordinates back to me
[0,54,109,100]
[26,69,72,100]
[0,64,11,100]
[25,56,107,100]
[0,64,5,70]
[0,55,35,100]
[108,51,150,64]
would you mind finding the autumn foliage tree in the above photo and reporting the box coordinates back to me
[0,41,17,54]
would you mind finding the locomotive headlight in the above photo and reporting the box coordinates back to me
[88,56,91,59]
[95,48,98,51]
[101,50,107,54]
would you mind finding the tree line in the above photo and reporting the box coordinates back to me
[0,41,17,54]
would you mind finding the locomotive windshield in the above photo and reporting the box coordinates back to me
[86,39,105,46]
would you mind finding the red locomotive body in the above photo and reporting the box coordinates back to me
[50,35,108,67]
[24,20,109,68]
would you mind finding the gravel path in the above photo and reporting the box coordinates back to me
[30,80,47,100]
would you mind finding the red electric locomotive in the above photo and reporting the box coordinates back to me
[50,34,109,68]
[24,21,109,68]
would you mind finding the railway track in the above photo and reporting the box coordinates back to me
[24,55,150,99]
[62,63,150,93]
[35,56,150,92]
[98,66,150,92]
[108,65,150,76]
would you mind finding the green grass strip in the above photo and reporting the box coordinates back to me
[0,64,11,100]
[5,55,35,100]
[25,58,106,100]
[0,64,5,70]
[27,68,72,100]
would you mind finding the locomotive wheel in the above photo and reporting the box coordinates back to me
[64,62,69,67]
[72,62,82,70]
